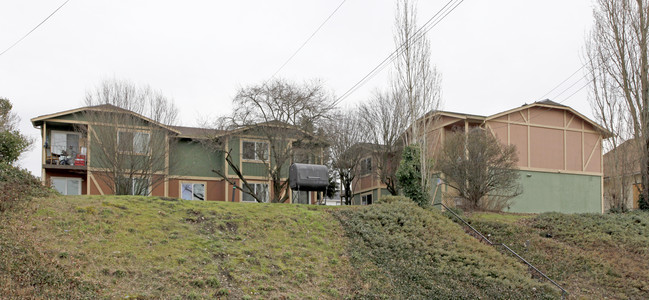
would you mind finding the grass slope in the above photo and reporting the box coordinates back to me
[4,194,645,299]
[468,211,649,299]
[1,196,354,299]
[333,201,558,299]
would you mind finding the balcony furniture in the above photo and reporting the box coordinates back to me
[46,149,59,165]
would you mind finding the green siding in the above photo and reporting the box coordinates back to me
[170,140,222,177]
[507,170,602,214]
[352,194,361,205]
[242,162,268,177]
[227,137,240,176]
[50,112,86,122]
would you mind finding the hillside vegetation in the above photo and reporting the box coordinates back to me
[468,211,649,299]
[1,194,647,299]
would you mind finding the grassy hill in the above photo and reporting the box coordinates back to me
[1,195,647,299]
[467,211,649,299]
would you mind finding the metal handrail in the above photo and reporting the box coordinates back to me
[433,202,568,299]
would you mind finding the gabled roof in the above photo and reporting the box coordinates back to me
[31,104,181,134]
[171,125,226,139]
[485,99,612,138]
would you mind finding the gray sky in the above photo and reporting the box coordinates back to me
[0,0,595,177]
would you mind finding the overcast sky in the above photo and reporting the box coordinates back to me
[0,0,596,177]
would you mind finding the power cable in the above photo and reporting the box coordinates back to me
[266,0,347,82]
[0,0,71,57]
[333,0,464,106]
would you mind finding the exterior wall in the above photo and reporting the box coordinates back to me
[603,174,642,211]
[486,108,603,174]
[88,171,113,195]
[507,170,602,213]
[168,178,227,201]
[170,139,223,177]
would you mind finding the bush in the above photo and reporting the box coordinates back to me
[331,201,556,298]
[375,195,413,205]
[0,163,51,212]
[396,145,430,207]
[639,194,649,210]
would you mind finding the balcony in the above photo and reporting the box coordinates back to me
[45,130,88,172]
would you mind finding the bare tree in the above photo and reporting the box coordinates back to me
[327,109,364,205]
[585,0,649,202]
[586,38,637,210]
[392,0,442,197]
[437,128,521,211]
[359,89,408,195]
[208,78,335,203]
[79,79,179,195]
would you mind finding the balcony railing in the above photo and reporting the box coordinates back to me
[46,145,88,168]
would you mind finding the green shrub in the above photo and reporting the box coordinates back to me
[396,144,430,207]
[375,195,412,205]
[0,163,52,212]
[332,201,556,298]
[639,194,649,210]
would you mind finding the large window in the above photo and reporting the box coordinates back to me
[360,157,372,175]
[51,131,80,155]
[117,177,149,195]
[51,177,81,195]
[242,141,268,161]
[118,131,150,154]
[181,182,205,201]
[292,190,310,204]
[241,183,269,203]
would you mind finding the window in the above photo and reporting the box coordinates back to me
[117,177,149,195]
[292,150,311,164]
[292,190,310,204]
[51,177,81,195]
[181,183,205,201]
[360,157,372,175]
[361,193,373,205]
[118,131,150,154]
[241,183,269,203]
[51,131,80,155]
[131,178,149,195]
[242,141,268,161]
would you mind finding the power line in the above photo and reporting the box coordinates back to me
[334,0,464,106]
[536,63,587,101]
[0,0,71,57]
[267,0,347,81]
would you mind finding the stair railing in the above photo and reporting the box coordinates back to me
[433,202,568,299]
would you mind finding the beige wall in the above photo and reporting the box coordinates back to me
[485,108,602,175]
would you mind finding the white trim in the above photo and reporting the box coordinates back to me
[240,182,269,203]
[180,181,206,201]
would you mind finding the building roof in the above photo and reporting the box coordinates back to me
[171,125,225,139]
[31,104,182,135]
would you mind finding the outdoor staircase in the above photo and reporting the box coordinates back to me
[433,202,569,299]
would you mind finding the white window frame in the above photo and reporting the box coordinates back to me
[241,183,269,203]
[242,140,269,161]
[117,130,151,155]
[50,130,81,155]
[127,177,150,196]
[51,177,82,195]
[181,182,206,201]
